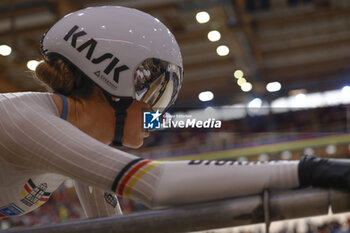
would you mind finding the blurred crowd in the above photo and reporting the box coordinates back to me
[0,186,144,230]
[126,105,349,158]
[303,220,350,233]
[193,217,350,233]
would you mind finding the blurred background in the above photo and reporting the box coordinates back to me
[0,0,349,232]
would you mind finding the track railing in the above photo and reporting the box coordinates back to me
[3,188,350,233]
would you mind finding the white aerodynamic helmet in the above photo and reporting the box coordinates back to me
[41,6,183,145]
[41,6,183,113]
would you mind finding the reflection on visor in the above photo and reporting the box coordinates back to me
[134,58,183,112]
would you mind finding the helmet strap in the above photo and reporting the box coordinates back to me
[103,92,133,146]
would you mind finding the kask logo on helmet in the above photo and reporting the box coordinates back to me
[63,25,130,88]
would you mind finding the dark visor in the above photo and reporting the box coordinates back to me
[134,58,183,113]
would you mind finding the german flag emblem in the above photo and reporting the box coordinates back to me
[20,179,51,207]
[111,158,161,198]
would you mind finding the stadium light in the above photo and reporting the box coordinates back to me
[27,60,39,71]
[266,82,281,92]
[198,91,214,102]
[0,45,12,56]
[241,82,252,92]
[196,11,210,24]
[234,70,244,79]
[207,30,221,42]
[237,78,246,86]
[216,45,229,56]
